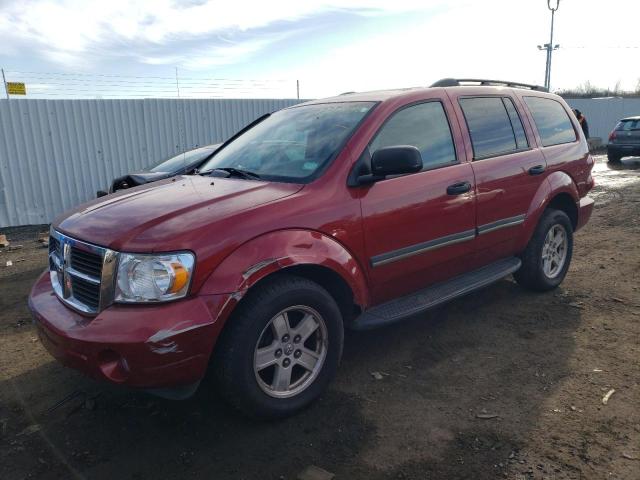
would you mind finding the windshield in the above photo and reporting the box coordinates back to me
[150,146,216,173]
[199,102,376,182]
[616,119,640,131]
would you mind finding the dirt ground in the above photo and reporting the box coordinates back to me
[1,155,639,480]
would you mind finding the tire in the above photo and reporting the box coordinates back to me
[607,151,621,163]
[212,274,344,419]
[514,209,573,292]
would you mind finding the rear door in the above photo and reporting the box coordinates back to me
[358,98,477,304]
[450,93,547,263]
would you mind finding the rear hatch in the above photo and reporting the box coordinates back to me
[610,118,640,145]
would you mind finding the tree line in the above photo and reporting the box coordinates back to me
[558,79,640,98]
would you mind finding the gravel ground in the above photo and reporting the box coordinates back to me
[0,155,639,480]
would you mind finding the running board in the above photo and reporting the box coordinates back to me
[352,257,521,330]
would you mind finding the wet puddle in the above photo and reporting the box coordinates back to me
[589,155,640,205]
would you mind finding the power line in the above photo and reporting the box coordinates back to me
[6,69,291,82]
[1,69,300,99]
[5,76,291,87]
[19,83,290,92]
[559,45,640,49]
[22,84,289,91]
[5,92,224,98]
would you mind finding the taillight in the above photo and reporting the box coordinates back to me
[608,130,617,141]
[580,155,596,195]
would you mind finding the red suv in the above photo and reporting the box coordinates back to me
[29,78,595,418]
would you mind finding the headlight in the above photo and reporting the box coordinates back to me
[115,252,195,303]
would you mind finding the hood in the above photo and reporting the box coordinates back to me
[56,175,303,252]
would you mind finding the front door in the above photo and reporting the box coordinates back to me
[358,100,476,304]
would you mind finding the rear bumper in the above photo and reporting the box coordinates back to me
[28,272,230,390]
[607,144,640,157]
[576,196,594,232]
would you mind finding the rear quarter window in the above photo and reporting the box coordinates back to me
[524,96,577,147]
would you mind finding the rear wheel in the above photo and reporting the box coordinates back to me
[607,151,621,163]
[212,274,344,419]
[514,209,573,291]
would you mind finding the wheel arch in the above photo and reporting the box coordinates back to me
[199,229,369,328]
[271,264,362,321]
[546,192,578,230]
[517,171,580,251]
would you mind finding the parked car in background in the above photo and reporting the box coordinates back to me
[30,78,594,419]
[97,144,220,196]
[607,116,640,163]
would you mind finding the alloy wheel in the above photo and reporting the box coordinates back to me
[541,224,568,278]
[253,305,328,398]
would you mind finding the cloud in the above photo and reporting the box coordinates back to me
[268,0,640,96]
[1,0,638,97]
[138,31,298,69]
[0,0,447,68]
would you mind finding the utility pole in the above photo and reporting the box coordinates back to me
[1,68,9,100]
[537,0,561,91]
[296,80,300,100]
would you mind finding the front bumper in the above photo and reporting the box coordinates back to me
[28,272,229,389]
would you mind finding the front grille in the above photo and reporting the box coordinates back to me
[49,236,61,257]
[70,248,103,278]
[48,230,115,315]
[70,276,101,310]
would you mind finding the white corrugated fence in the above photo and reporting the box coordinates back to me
[0,98,304,227]
[1,96,639,227]
[565,97,640,141]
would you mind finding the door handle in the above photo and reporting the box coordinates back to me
[528,165,546,175]
[446,181,471,195]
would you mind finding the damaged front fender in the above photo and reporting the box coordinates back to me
[198,229,370,311]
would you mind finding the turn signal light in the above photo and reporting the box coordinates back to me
[168,262,189,293]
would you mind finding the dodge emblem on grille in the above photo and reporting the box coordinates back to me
[48,230,109,314]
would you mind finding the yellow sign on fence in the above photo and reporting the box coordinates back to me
[7,82,26,95]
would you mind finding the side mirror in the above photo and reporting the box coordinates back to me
[371,145,422,176]
[355,146,422,185]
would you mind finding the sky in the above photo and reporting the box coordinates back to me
[0,0,639,99]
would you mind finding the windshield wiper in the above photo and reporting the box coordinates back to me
[210,167,261,180]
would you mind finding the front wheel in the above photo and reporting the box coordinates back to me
[212,274,344,419]
[514,209,573,291]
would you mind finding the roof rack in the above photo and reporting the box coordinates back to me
[430,78,548,92]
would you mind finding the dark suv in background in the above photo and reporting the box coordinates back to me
[607,116,640,162]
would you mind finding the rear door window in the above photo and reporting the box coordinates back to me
[502,98,529,150]
[459,97,517,159]
[369,101,457,171]
[524,96,577,146]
